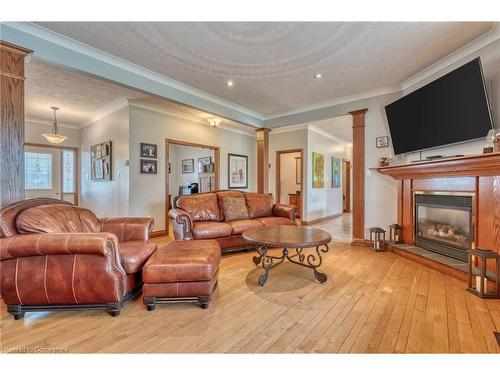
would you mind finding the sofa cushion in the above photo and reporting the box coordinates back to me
[245,193,274,218]
[216,190,244,220]
[119,240,157,274]
[143,240,221,283]
[193,221,232,239]
[176,193,222,222]
[16,204,100,234]
[221,196,249,222]
[229,219,264,235]
[256,216,294,226]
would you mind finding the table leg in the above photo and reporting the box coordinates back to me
[286,244,329,283]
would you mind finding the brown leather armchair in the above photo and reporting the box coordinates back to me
[0,198,157,319]
[169,190,296,253]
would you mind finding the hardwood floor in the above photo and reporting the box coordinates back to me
[1,218,498,353]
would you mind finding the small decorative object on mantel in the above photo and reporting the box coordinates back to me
[90,141,112,181]
[491,129,500,153]
[376,136,389,148]
[369,227,387,251]
[140,143,157,159]
[389,224,403,244]
[466,248,499,299]
[483,146,494,154]
[378,157,389,167]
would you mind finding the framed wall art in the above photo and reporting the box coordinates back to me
[198,156,212,173]
[140,159,157,174]
[312,152,324,188]
[376,136,389,148]
[140,143,157,159]
[90,141,112,181]
[331,157,341,188]
[182,159,194,174]
[228,153,248,189]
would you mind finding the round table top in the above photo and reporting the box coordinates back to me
[242,225,332,248]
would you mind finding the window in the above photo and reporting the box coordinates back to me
[25,152,52,189]
[62,150,76,193]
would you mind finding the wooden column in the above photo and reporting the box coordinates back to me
[349,109,368,246]
[256,128,271,194]
[0,41,32,206]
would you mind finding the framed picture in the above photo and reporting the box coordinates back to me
[312,152,324,188]
[295,156,302,185]
[90,141,112,181]
[228,153,248,189]
[140,159,157,174]
[331,157,341,188]
[182,159,194,174]
[198,156,212,173]
[376,136,389,148]
[140,143,157,159]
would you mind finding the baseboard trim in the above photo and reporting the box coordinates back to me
[301,213,343,225]
[151,230,168,238]
[351,238,368,247]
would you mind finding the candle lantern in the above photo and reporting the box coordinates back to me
[466,248,499,299]
[389,224,403,244]
[369,227,387,252]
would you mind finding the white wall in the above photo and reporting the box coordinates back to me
[79,106,130,217]
[169,144,214,197]
[128,105,257,231]
[305,128,351,222]
[25,121,80,148]
[279,151,301,204]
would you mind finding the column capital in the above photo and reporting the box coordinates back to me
[349,108,368,117]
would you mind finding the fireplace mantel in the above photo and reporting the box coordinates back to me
[375,152,500,180]
[374,152,500,279]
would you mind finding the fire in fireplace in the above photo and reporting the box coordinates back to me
[414,192,473,262]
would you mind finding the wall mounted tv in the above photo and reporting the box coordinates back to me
[385,58,493,155]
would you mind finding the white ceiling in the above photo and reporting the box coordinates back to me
[35,22,494,116]
[312,115,353,143]
[26,58,254,132]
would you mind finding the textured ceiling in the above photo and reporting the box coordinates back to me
[26,58,147,125]
[312,115,353,143]
[26,58,254,131]
[35,22,494,115]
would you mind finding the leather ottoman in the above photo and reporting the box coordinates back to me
[142,240,221,310]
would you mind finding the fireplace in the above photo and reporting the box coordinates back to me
[414,192,474,262]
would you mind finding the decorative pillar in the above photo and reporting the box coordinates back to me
[0,41,32,206]
[349,109,368,246]
[256,128,271,194]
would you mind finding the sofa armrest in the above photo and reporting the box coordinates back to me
[0,233,119,261]
[99,217,154,241]
[273,204,297,221]
[169,208,194,240]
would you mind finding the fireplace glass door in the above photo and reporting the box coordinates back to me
[415,193,472,262]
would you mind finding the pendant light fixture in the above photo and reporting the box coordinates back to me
[42,107,67,144]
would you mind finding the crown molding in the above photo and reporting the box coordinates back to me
[269,123,309,135]
[263,85,401,122]
[79,97,129,128]
[26,117,80,129]
[401,23,500,91]
[308,125,351,144]
[128,101,256,137]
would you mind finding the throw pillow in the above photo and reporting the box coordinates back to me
[222,196,249,222]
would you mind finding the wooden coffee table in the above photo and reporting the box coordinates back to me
[242,225,332,286]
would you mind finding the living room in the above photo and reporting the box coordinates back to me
[1,1,500,373]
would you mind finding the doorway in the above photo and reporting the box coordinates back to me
[342,159,351,213]
[165,139,220,235]
[24,143,79,204]
[276,148,304,221]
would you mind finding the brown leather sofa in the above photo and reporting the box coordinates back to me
[169,190,296,252]
[0,198,156,319]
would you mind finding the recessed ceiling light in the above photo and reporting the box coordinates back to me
[314,73,322,79]
[226,80,234,87]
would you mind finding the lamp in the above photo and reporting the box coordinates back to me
[207,118,222,128]
[42,107,67,144]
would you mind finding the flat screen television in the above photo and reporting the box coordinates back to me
[385,58,493,155]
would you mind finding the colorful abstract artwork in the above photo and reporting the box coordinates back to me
[332,157,341,188]
[312,152,324,188]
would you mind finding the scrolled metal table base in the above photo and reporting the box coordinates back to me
[253,244,329,286]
